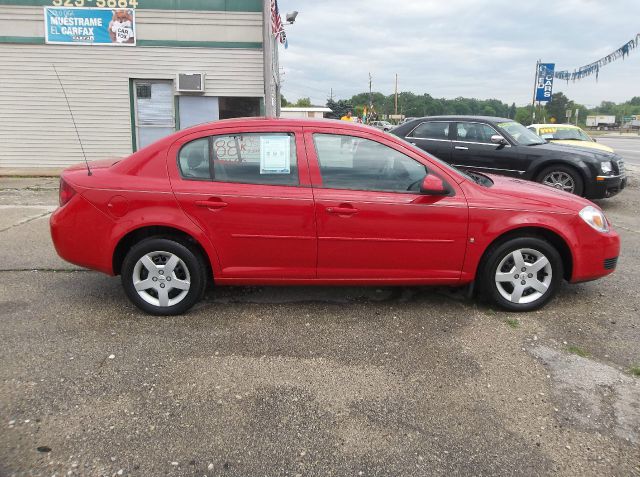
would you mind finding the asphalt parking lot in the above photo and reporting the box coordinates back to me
[1,151,640,476]
[598,135,640,166]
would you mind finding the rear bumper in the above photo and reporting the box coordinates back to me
[586,174,626,199]
[570,228,620,283]
[50,194,115,275]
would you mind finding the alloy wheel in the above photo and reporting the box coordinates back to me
[494,248,552,305]
[542,171,575,193]
[132,251,191,307]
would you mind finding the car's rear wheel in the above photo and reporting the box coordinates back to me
[121,238,207,315]
[480,237,563,311]
[536,165,584,196]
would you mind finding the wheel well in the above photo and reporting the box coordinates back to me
[477,227,573,281]
[532,161,586,183]
[112,226,212,278]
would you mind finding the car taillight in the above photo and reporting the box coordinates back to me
[59,178,76,207]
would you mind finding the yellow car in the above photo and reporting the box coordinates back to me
[528,124,614,153]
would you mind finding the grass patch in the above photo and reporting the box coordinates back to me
[505,318,520,329]
[567,346,589,358]
[629,366,640,377]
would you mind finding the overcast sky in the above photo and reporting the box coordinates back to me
[276,0,640,107]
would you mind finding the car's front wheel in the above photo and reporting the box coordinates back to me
[480,237,563,311]
[121,238,207,315]
[536,165,584,196]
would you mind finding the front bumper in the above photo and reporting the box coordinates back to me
[587,174,626,199]
[570,227,620,283]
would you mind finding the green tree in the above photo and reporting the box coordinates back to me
[294,97,312,107]
[508,103,517,119]
[515,107,532,125]
[326,99,353,119]
[545,92,573,123]
[481,105,497,117]
[597,101,616,114]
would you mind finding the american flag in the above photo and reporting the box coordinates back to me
[271,0,288,48]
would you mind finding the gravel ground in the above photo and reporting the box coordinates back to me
[0,170,639,477]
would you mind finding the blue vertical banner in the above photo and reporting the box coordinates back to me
[535,63,555,102]
[44,7,136,46]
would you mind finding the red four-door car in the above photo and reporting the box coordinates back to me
[50,118,619,315]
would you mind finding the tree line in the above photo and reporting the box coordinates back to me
[282,93,640,126]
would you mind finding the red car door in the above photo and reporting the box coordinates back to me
[304,126,468,282]
[167,125,317,280]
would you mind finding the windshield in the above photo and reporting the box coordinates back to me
[496,121,545,146]
[537,126,592,142]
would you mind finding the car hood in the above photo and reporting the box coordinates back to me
[526,141,618,161]
[470,173,593,214]
[549,139,614,153]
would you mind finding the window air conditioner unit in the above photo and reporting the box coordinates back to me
[176,73,205,93]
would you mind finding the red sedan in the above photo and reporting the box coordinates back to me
[50,118,619,315]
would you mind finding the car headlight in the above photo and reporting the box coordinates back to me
[579,205,609,233]
[600,161,613,174]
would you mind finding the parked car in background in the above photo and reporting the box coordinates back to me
[391,116,626,199]
[528,124,614,153]
[369,120,394,132]
[51,118,619,315]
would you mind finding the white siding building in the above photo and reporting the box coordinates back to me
[280,107,332,119]
[0,0,266,172]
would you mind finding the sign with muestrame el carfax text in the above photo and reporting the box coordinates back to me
[44,7,136,46]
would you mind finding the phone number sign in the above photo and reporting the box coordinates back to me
[44,7,136,46]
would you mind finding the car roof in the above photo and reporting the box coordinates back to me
[530,123,579,128]
[178,116,377,133]
[408,115,513,123]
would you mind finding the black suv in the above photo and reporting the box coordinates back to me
[391,116,626,199]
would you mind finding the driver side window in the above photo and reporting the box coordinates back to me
[313,134,427,192]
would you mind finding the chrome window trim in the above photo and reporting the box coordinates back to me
[410,137,452,143]
[452,164,525,174]
[452,140,511,148]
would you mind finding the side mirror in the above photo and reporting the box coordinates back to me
[490,134,508,145]
[420,174,449,195]
[592,138,597,143]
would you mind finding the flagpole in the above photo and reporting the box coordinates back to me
[263,0,275,117]
[530,59,539,125]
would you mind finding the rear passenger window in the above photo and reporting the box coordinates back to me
[178,138,210,180]
[178,133,299,186]
[408,122,450,140]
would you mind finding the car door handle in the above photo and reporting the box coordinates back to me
[326,206,358,215]
[454,146,469,150]
[195,199,228,209]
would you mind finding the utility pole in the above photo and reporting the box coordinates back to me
[330,87,333,101]
[368,72,373,108]
[262,0,275,117]
[394,73,398,116]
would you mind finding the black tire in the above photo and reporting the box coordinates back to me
[536,165,584,196]
[479,237,563,312]
[121,237,207,315]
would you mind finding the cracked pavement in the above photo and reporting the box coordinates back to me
[0,165,639,476]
